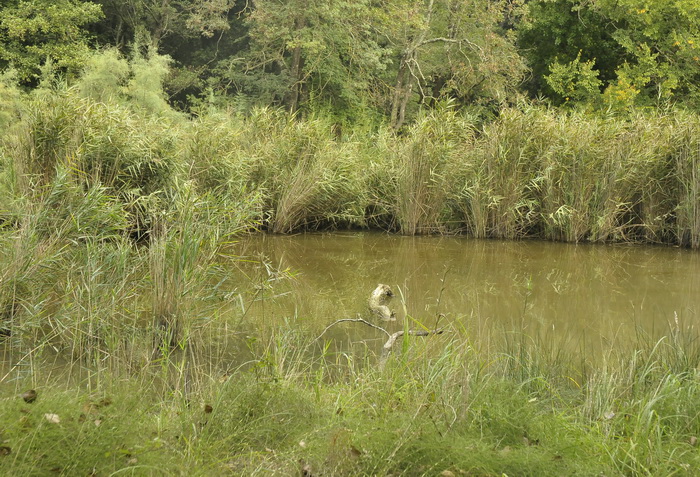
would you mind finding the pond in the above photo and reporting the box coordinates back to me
[235,232,700,355]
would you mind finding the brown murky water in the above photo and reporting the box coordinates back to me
[236,232,700,352]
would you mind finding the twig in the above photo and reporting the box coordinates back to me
[314,318,448,369]
[380,329,445,364]
[314,317,390,343]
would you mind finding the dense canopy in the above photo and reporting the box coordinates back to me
[2,0,700,122]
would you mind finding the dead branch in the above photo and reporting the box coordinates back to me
[380,328,445,366]
[314,317,390,343]
[314,318,447,368]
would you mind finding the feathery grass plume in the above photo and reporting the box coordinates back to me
[8,86,86,190]
[47,237,139,367]
[179,110,266,233]
[75,48,130,104]
[0,169,129,360]
[534,112,617,242]
[451,108,694,244]
[0,201,67,348]
[149,183,233,355]
[125,48,178,119]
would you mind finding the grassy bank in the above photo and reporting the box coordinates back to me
[0,204,699,474]
[2,317,700,475]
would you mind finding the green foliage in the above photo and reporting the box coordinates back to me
[76,47,129,103]
[6,0,700,118]
[0,384,187,475]
[247,110,367,232]
[517,0,623,101]
[241,0,389,117]
[375,0,527,128]
[125,48,175,116]
[521,0,700,109]
[0,0,104,83]
[76,47,181,120]
[5,79,700,245]
[455,108,542,239]
[0,69,23,133]
[4,316,700,475]
[7,85,177,198]
[595,0,700,107]
[545,51,603,105]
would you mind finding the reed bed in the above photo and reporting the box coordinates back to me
[4,83,700,246]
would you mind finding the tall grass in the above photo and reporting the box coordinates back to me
[455,108,541,239]
[671,113,700,248]
[394,104,476,235]
[9,79,700,244]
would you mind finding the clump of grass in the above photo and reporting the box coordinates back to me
[447,107,700,246]
[670,112,700,248]
[394,103,476,235]
[2,81,182,242]
[178,113,264,233]
[149,189,225,351]
[454,107,542,239]
[259,113,366,233]
[0,380,192,476]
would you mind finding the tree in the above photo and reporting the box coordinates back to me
[595,0,700,107]
[92,0,250,109]
[240,0,388,117]
[0,0,104,83]
[517,0,623,102]
[519,0,700,109]
[374,0,527,129]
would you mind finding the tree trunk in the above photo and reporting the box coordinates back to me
[389,0,434,130]
[286,43,304,114]
[390,51,417,130]
[284,10,307,115]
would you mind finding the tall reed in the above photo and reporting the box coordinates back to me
[394,105,476,235]
[228,109,368,233]
[455,108,541,239]
[670,112,700,247]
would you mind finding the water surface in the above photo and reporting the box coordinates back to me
[235,233,700,352]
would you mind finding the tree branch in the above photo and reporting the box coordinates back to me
[380,328,445,365]
[314,317,390,342]
[314,317,447,369]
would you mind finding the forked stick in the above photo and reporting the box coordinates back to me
[314,317,446,367]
